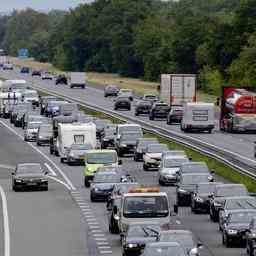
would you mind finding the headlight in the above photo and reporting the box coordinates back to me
[137,149,142,153]
[121,144,127,147]
[94,188,99,192]
[70,153,75,157]
[114,215,120,220]
[127,244,138,248]
[39,136,43,139]
[178,188,188,193]
[195,197,204,202]
[15,179,22,183]
[227,229,237,234]
[40,179,48,182]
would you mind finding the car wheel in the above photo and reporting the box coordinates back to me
[24,137,28,141]
[84,178,90,188]
[118,149,123,157]
[12,185,16,192]
[60,158,65,163]
[135,111,138,116]
[50,148,53,155]
[149,115,153,120]
[43,186,48,191]
[143,163,148,171]
[208,129,212,134]
[127,107,131,111]
[37,142,41,146]
[90,195,95,202]
[158,179,164,186]
[134,154,138,162]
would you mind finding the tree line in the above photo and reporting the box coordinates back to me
[0,0,256,94]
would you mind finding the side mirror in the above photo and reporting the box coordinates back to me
[118,159,122,165]
[113,205,118,215]
[173,204,178,214]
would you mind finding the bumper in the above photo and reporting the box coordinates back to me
[160,176,177,185]
[226,232,247,245]
[177,193,192,206]
[123,246,144,256]
[153,113,168,118]
[119,146,135,153]
[67,157,84,165]
[193,200,210,213]
[144,160,161,168]
[91,191,112,201]
[14,181,48,190]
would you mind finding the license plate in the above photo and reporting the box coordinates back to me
[27,182,37,186]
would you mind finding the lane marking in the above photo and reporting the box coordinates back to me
[91,230,102,233]
[0,164,15,170]
[89,225,100,229]
[46,176,71,190]
[93,234,105,237]
[98,246,111,249]
[95,237,107,241]
[0,120,76,191]
[44,163,57,176]
[0,186,10,256]
[99,251,112,254]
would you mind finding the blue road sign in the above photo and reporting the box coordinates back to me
[18,48,29,59]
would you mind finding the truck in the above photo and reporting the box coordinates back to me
[57,122,96,163]
[0,92,21,118]
[70,72,86,89]
[160,74,196,106]
[181,102,215,133]
[220,87,256,133]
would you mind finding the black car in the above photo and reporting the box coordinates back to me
[36,124,53,146]
[94,119,112,139]
[114,97,131,111]
[222,210,256,247]
[134,138,159,162]
[20,67,29,74]
[141,94,159,104]
[66,143,92,165]
[104,85,119,97]
[116,132,143,157]
[149,102,170,120]
[191,182,222,213]
[12,163,48,191]
[135,100,152,116]
[55,74,67,85]
[167,106,183,125]
[90,172,122,202]
[159,230,202,255]
[122,224,161,256]
[176,173,210,207]
[246,216,256,255]
[32,70,41,76]
[101,126,116,149]
[209,184,248,222]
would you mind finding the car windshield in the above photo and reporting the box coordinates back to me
[119,126,142,135]
[93,173,120,183]
[197,183,217,194]
[127,225,160,237]
[28,122,41,129]
[216,186,247,197]
[182,174,209,184]
[95,120,110,129]
[49,101,66,107]
[87,152,117,164]
[120,133,141,142]
[138,101,151,106]
[148,144,168,153]
[225,197,256,210]
[164,158,188,168]
[160,233,195,249]
[123,196,169,218]
[181,163,209,173]
[71,144,92,151]
[143,246,185,256]
[17,164,43,174]
[163,151,186,157]
[229,212,256,223]
[137,140,158,149]
[161,168,178,175]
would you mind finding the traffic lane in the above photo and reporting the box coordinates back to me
[2,69,256,162]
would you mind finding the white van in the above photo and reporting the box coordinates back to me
[57,122,96,162]
[181,102,215,133]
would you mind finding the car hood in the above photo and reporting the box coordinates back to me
[197,193,211,200]
[92,183,116,190]
[226,223,250,230]
[179,184,197,192]
[15,173,46,179]
[125,237,157,245]
[146,153,162,159]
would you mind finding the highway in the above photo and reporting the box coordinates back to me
[0,98,247,256]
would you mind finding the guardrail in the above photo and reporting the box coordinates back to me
[29,82,256,181]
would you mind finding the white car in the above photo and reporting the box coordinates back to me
[42,72,54,80]
[143,143,169,171]
[3,63,13,70]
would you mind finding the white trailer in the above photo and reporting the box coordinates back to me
[70,72,86,89]
[181,102,215,133]
[160,74,196,106]
[57,122,96,162]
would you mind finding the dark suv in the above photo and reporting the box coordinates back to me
[167,106,183,124]
[149,102,170,120]
[135,100,152,116]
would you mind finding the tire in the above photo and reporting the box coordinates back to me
[167,119,171,125]
[159,179,164,186]
[149,115,153,120]
[134,154,138,162]
[90,195,95,202]
[50,148,53,155]
[12,185,16,192]
[82,85,85,89]
[143,163,148,171]
[84,178,90,188]
[24,137,28,141]
[60,158,65,163]
[208,129,212,134]
[70,85,73,89]
[135,111,139,116]
[118,149,123,157]
[223,234,231,248]
[127,107,131,111]
[37,142,41,146]
[43,186,48,191]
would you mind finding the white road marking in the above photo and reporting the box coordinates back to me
[0,164,15,170]
[0,120,76,191]
[89,225,100,229]
[95,237,107,241]
[44,163,57,176]
[0,186,10,256]
[98,246,111,249]
[93,234,105,237]
[47,176,71,190]
[91,230,102,233]
[99,250,112,254]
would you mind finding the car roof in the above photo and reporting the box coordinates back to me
[17,163,41,167]
[123,192,167,197]
[118,124,141,127]
[224,196,254,200]
[181,161,206,166]
[164,155,188,160]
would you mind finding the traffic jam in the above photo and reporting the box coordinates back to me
[1,68,256,256]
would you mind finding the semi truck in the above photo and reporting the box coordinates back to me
[220,87,256,133]
[160,74,196,106]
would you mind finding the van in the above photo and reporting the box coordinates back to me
[116,124,143,141]
[181,102,215,133]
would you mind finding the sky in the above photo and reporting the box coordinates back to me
[0,0,93,13]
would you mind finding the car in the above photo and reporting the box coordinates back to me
[134,100,152,116]
[141,242,188,256]
[222,209,256,247]
[22,89,39,106]
[55,74,67,85]
[24,122,42,141]
[104,85,119,97]
[20,67,29,74]
[94,119,112,139]
[66,143,92,165]
[191,182,222,214]
[245,216,256,256]
[177,162,214,182]
[158,155,189,186]
[36,124,52,146]
[149,102,170,120]
[114,96,131,111]
[209,183,248,222]
[10,103,30,124]
[44,100,68,117]
[116,124,143,141]
[167,106,183,124]
[32,70,41,77]
[23,113,49,130]
[141,94,159,104]
[143,143,169,171]
[116,132,143,157]
[158,230,203,256]
[42,71,54,80]
[101,126,116,149]
[118,89,134,101]
[3,63,13,70]
[90,171,122,202]
[39,96,58,115]
[122,224,161,256]
[12,163,48,191]
[175,173,210,207]
[134,138,159,162]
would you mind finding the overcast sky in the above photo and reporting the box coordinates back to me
[1,0,93,12]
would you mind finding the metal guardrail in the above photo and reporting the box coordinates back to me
[30,83,256,181]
